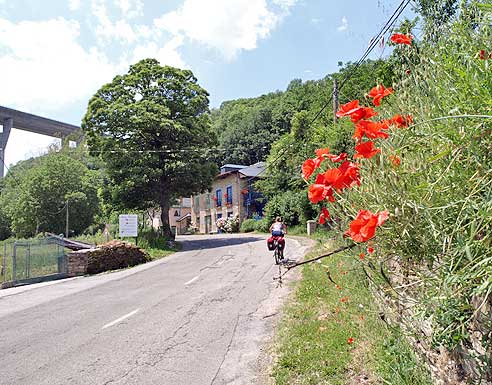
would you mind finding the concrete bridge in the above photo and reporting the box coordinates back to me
[0,106,80,177]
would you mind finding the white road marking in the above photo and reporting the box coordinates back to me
[102,309,139,330]
[184,275,199,285]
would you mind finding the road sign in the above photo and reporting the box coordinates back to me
[119,214,138,237]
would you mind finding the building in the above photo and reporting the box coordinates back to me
[149,197,192,235]
[191,163,266,234]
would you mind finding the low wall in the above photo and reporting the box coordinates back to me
[67,249,93,276]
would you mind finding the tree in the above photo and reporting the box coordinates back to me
[0,151,100,237]
[82,59,217,238]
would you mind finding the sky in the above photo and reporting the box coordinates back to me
[0,0,415,172]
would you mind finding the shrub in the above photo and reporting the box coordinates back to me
[263,190,316,227]
[254,218,270,233]
[86,240,150,274]
[216,215,240,233]
[240,218,257,232]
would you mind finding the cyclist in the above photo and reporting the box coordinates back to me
[269,217,287,259]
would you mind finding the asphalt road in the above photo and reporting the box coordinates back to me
[0,234,309,385]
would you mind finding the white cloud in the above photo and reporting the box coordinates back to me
[0,17,122,113]
[68,0,81,11]
[113,0,143,19]
[154,0,298,60]
[337,16,348,32]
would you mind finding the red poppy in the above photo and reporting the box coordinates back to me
[479,49,486,60]
[302,158,316,180]
[359,252,365,260]
[327,152,348,163]
[367,246,375,254]
[349,106,378,123]
[390,33,412,45]
[336,100,378,123]
[389,155,401,167]
[368,85,393,106]
[336,100,360,118]
[391,114,413,128]
[354,141,381,159]
[354,120,389,140]
[341,296,349,303]
[308,183,328,203]
[318,207,330,224]
[337,161,361,190]
[335,284,342,290]
[347,337,354,344]
[405,69,411,75]
[344,210,389,243]
[315,148,331,158]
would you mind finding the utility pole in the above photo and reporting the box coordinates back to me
[65,199,69,238]
[333,79,339,124]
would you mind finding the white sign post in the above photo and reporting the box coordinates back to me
[119,214,139,243]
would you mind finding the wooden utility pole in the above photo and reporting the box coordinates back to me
[333,79,339,124]
[65,199,69,238]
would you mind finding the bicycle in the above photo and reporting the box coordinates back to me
[272,236,284,265]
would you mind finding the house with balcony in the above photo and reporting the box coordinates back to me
[191,163,266,234]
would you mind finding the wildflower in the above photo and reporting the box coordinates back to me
[479,49,486,60]
[354,120,389,140]
[318,207,330,224]
[359,252,365,260]
[347,337,355,344]
[327,152,348,163]
[341,296,349,303]
[315,148,331,158]
[390,33,412,45]
[335,284,342,290]
[389,155,401,167]
[367,246,375,254]
[390,114,413,128]
[336,100,361,118]
[308,183,331,203]
[405,69,411,75]
[344,210,389,243]
[302,159,316,180]
[354,141,381,159]
[368,85,393,106]
[337,100,378,123]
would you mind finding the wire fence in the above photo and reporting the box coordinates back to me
[1,237,67,286]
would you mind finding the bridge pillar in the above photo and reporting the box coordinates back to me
[0,117,13,178]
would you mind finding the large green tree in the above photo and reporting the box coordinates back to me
[82,59,217,237]
[0,151,100,237]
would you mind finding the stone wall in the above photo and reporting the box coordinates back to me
[67,249,92,276]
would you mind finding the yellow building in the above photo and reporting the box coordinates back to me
[191,163,265,234]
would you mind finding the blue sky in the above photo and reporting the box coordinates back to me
[0,0,414,170]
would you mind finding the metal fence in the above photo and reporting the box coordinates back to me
[1,237,67,286]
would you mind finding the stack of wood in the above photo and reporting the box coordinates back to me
[85,241,150,274]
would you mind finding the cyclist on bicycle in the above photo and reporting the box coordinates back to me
[268,217,287,259]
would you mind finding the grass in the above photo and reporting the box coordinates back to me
[272,235,431,385]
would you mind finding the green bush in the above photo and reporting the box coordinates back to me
[240,218,257,232]
[138,228,171,249]
[86,240,150,274]
[254,218,270,233]
[262,190,316,227]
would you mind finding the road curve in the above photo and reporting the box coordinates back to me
[0,234,310,385]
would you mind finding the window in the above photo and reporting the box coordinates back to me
[226,185,233,205]
[216,189,222,207]
[194,196,200,212]
[205,193,211,209]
